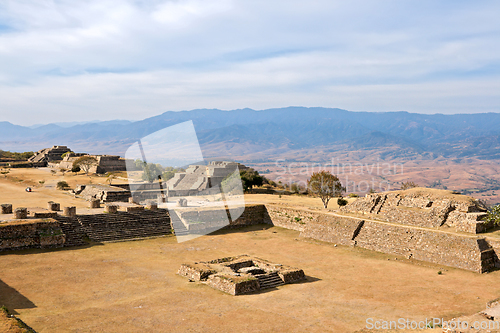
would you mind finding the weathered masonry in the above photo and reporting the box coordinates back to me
[178,255,306,295]
[1,189,499,273]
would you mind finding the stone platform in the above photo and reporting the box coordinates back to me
[178,255,306,295]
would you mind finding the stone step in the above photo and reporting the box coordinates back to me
[257,273,284,289]
[75,211,172,243]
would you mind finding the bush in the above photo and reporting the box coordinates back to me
[337,197,348,207]
[486,204,500,227]
[56,181,69,190]
[71,165,81,173]
[401,181,418,190]
[348,193,359,198]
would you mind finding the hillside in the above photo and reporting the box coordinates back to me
[3,107,500,203]
[2,107,500,160]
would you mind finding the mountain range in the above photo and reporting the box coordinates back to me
[2,107,500,162]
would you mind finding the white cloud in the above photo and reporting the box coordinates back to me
[0,0,499,124]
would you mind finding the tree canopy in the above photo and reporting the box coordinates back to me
[239,168,265,191]
[73,156,98,175]
[0,150,34,160]
[307,171,345,208]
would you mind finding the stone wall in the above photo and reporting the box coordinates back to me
[177,263,217,281]
[278,269,306,284]
[229,204,270,227]
[264,205,317,231]
[74,184,131,202]
[300,214,364,246]
[0,219,65,251]
[206,275,260,295]
[263,203,496,273]
[354,221,487,273]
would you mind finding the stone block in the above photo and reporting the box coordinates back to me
[14,207,28,219]
[89,199,100,208]
[47,201,60,211]
[104,204,118,214]
[146,202,158,210]
[63,206,76,217]
[1,204,12,214]
[126,206,144,213]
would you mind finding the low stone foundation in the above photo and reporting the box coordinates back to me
[178,255,306,295]
[206,275,260,296]
[0,219,65,251]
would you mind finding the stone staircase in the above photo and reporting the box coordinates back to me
[481,248,498,273]
[75,210,172,242]
[257,272,285,289]
[169,211,189,236]
[477,238,499,273]
[54,216,89,247]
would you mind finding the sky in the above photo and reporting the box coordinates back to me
[0,0,499,125]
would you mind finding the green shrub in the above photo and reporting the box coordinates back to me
[56,181,69,190]
[348,193,359,198]
[486,204,500,227]
[337,197,348,207]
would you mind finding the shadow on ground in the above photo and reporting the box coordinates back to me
[0,279,36,315]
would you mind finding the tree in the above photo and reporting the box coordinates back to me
[486,204,500,227]
[162,166,184,182]
[401,181,418,190]
[142,163,163,183]
[106,172,116,185]
[61,151,73,159]
[307,171,345,208]
[73,156,98,175]
[239,168,265,191]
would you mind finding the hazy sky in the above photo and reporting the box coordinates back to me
[0,0,499,125]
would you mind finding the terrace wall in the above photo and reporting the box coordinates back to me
[0,219,65,251]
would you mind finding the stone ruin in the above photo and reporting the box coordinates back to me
[28,145,128,174]
[166,161,248,197]
[28,145,71,167]
[340,187,489,233]
[57,153,127,174]
[2,186,500,274]
[71,184,131,203]
[178,255,306,295]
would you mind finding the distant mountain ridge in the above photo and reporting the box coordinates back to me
[2,107,500,161]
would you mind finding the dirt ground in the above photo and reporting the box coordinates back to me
[0,168,115,210]
[1,168,500,332]
[3,227,500,332]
